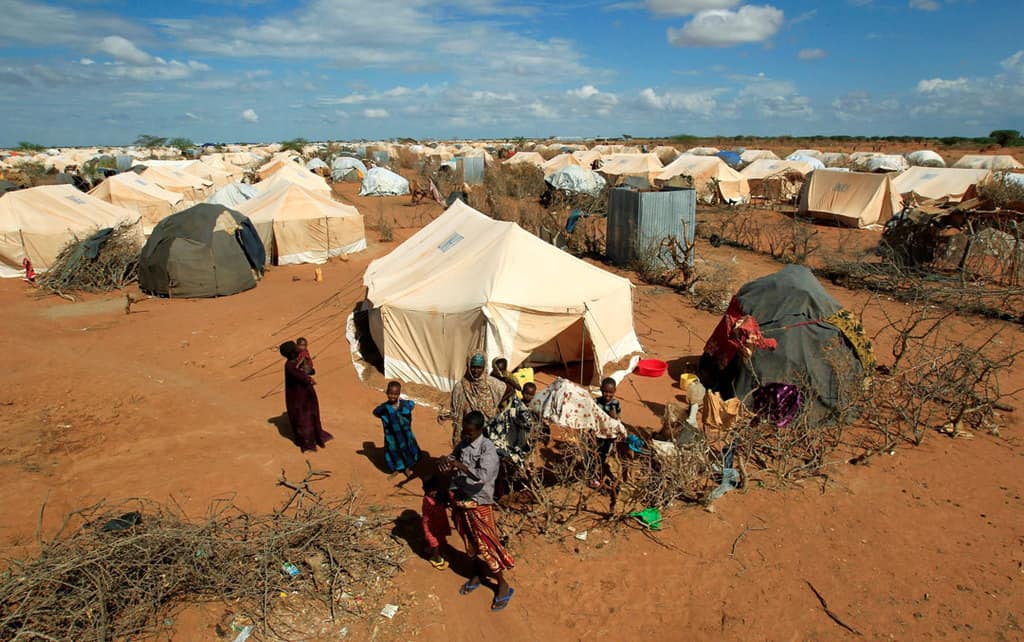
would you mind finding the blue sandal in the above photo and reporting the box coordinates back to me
[491,588,515,612]
[459,579,481,595]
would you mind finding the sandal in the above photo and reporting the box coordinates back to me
[459,579,481,595]
[491,588,515,612]
[430,558,450,570]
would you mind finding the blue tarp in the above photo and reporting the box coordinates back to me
[717,151,742,168]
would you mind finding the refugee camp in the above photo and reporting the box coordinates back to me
[2,1,1024,640]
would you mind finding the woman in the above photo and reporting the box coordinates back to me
[444,352,508,446]
[280,340,333,452]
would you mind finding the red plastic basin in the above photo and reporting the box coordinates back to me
[636,358,668,377]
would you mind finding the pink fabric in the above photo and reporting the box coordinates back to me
[421,495,451,548]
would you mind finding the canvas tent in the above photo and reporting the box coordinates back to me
[656,155,750,204]
[0,185,141,277]
[700,265,866,421]
[236,182,366,265]
[88,173,184,232]
[257,161,331,195]
[798,170,900,228]
[740,149,779,165]
[598,153,664,186]
[206,182,259,208]
[545,165,606,196]
[685,147,719,156]
[138,203,265,298]
[359,167,409,196]
[953,155,1024,171]
[787,149,824,161]
[138,166,212,201]
[891,166,991,206]
[358,200,643,391]
[741,160,813,202]
[540,153,582,176]
[504,152,545,168]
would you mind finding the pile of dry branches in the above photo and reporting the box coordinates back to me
[0,468,405,641]
[37,221,142,299]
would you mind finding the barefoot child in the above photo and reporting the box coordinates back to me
[372,381,421,477]
[421,476,452,570]
[590,378,621,489]
[296,337,315,375]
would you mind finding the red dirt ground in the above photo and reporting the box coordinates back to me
[2,189,1024,641]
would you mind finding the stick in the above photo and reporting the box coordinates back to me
[805,580,862,636]
[729,525,766,557]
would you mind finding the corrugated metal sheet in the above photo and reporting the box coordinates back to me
[457,156,485,184]
[606,187,696,268]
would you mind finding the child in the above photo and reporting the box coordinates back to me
[590,378,621,489]
[421,476,452,570]
[372,381,421,478]
[491,357,519,408]
[295,337,315,375]
[521,381,537,406]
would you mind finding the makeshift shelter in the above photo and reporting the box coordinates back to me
[906,150,946,168]
[206,182,259,208]
[88,173,184,232]
[953,155,1024,171]
[0,185,141,277]
[820,152,850,168]
[798,170,900,228]
[854,154,909,173]
[331,157,367,182]
[786,154,825,170]
[504,152,545,168]
[357,200,643,391]
[545,165,606,197]
[741,160,813,202]
[306,158,330,175]
[787,149,824,161]
[359,167,409,196]
[236,182,365,265]
[656,155,750,204]
[700,265,869,421]
[891,166,991,206]
[685,147,720,156]
[541,153,582,177]
[651,145,681,164]
[598,153,664,187]
[257,154,301,181]
[138,203,265,298]
[716,151,743,168]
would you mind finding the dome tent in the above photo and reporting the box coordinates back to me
[139,203,265,298]
[359,167,409,196]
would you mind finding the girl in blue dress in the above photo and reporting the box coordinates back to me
[372,381,422,477]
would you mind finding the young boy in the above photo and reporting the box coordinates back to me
[295,337,315,375]
[372,381,421,477]
[590,378,621,489]
[421,476,452,570]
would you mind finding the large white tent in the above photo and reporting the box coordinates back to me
[359,200,643,391]
[359,167,410,196]
[138,166,212,201]
[0,185,141,277]
[257,161,331,195]
[597,153,664,186]
[891,166,991,206]
[236,182,365,265]
[206,182,259,208]
[89,173,184,232]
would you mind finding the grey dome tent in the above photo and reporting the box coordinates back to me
[139,203,265,298]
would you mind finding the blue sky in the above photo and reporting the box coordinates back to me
[0,0,1021,146]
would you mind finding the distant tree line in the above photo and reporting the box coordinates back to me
[669,130,1022,147]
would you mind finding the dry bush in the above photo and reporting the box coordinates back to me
[690,260,736,313]
[37,221,142,299]
[484,163,546,203]
[630,235,698,289]
[763,215,820,264]
[371,213,393,242]
[0,473,404,642]
[395,147,422,171]
[978,172,1024,209]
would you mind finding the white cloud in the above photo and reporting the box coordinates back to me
[241,108,259,122]
[97,36,153,65]
[638,87,721,116]
[184,111,200,120]
[79,58,95,65]
[909,0,939,10]
[667,5,784,47]
[645,0,739,15]
[363,108,389,118]
[798,48,827,61]
[832,91,900,122]
[916,77,968,93]
[334,110,350,118]
[0,0,147,48]
[568,85,600,99]
[1001,50,1024,73]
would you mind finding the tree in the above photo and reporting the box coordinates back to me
[16,141,46,152]
[279,138,309,153]
[134,134,167,148]
[989,130,1021,147]
[168,137,195,153]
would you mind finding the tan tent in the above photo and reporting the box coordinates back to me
[258,153,302,180]
[571,150,603,168]
[88,173,184,232]
[657,155,750,204]
[598,153,664,185]
[798,170,900,228]
[740,149,780,164]
[504,152,545,168]
[236,182,365,265]
[651,145,681,164]
[0,185,141,277]
[360,200,643,391]
[891,166,991,206]
[952,155,1024,171]
[256,161,331,195]
[139,166,212,201]
[741,159,813,202]
[540,153,583,176]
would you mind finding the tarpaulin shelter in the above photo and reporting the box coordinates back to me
[787,149,824,161]
[540,153,583,176]
[685,147,719,156]
[88,172,184,232]
[952,155,1024,171]
[854,154,909,173]
[358,200,643,391]
[798,170,900,228]
[821,152,850,168]
[545,165,607,196]
[656,155,750,204]
[700,265,868,421]
[716,151,743,168]
[206,182,259,208]
[236,182,365,265]
[359,167,409,196]
[786,154,826,170]
[331,157,367,182]
[138,203,265,298]
[906,150,946,168]
[891,166,991,207]
[740,149,779,165]
[0,185,141,277]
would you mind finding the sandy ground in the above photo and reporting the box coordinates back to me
[2,186,1024,642]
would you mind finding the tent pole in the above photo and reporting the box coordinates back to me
[580,316,586,386]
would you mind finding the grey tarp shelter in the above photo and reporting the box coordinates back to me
[139,203,265,298]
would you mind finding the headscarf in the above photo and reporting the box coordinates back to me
[452,352,501,421]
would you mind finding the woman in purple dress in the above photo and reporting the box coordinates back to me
[280,341,333,452]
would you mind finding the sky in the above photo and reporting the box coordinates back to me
[0,0,1021,146]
